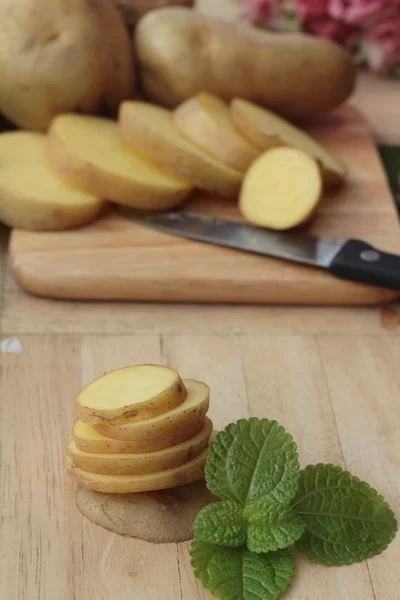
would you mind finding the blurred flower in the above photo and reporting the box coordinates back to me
[362,19,400,71]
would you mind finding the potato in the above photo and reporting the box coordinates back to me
[0,131,103,230]
[47,115,192,211]
[76,479,216,543]
[135,7,357,120]
[119,101,242,197]
[95,378,209,442]
[77,365,187,424]
[112,0,194,29]
[173,93,261,172]
[74,416,207,454]
[240,147,323,230]
[0,0,135,131]
[67,448,207,493]
[231,99,347,187]
[68,417,212,475]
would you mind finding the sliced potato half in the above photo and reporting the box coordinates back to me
[119,101,242,197]
[67,448,207,493]
[47,114,192,210]
[68,417,212,474]
[76,364,187,424]
[173,93,261,172]
[95,378,209,442]
[0,131,103,230]
[231,99,346,186]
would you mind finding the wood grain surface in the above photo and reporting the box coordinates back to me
[9,106,400,305]
[0,1,399,599]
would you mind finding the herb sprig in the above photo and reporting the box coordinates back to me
[191,418,397,600]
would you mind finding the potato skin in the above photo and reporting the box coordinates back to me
[135,7,357,120]
[0,0,135,130]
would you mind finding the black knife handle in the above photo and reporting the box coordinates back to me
[329,239,400,291]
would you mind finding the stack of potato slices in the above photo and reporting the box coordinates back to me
[67,365,212,494]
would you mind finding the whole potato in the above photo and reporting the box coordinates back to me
[135,7,357,120]
[113,0,194,29]
[0,0,135,131]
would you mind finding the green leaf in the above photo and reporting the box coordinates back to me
[293,464,397,565]
[191,540,295,600]
[244,501,306,554]
[193,501,247,548]
[205,418,300,506]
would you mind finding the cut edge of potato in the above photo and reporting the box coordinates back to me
[94,378,210,442]
[68,417,212,475]
[239,147,323,230]
[173,93,261,172]
[118,101,243,197]
[76,364,187,424]
[231,98,347,187]
[66,447,207,493]
[47,114,193,211]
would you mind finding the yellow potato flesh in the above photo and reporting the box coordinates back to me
[231,99,346,187]
[47,114,192,210]
[0,132,102,231]
[66,448,207,493]
[68,417,212,475]
[173,93,261,172]
[240,147,322,230]
[76,364,187,424]
[119,101,242,197]
[95,378,209,442]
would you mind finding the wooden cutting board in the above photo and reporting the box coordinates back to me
[9,105,400,305]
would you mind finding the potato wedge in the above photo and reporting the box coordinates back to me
[47,115,192,211]
[119,101,242,197]
[68,417,212,475]
[76,364,186,424]
[173,93,261,172]
[67,448,207,493]
[231,99,347,187]
[0,131,103,231]
[95,378,209,442]
[240,147,323,230]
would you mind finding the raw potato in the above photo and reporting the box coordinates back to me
[76,365,187,424]
[76,479,216,543]
[112,0,194,29]
[95,378,209,442]
[67,448,207,493]
[119,101,242,197]
[0,131,103,231]
[135,7,357,120]
[0,0,135,131]
[68,417,212,474]
[231,99,347,187]
[47,115,192,210]
[240,147,323,230]
[173,93,261,172]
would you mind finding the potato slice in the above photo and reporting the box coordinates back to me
[231,99,346,187]
[0,131,103,231]
[67,448,207,493]
[95,378,209,442]
[240,147,323,230]
[119,101,242,197]
[173,93,261,172]
[76,364,186,424]
[68,417,212,475]
[47,115,192,211]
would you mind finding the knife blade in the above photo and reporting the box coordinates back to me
[116,206,400,291]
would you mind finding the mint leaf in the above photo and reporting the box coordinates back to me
[205,418,300,506]
[193,501,247,548]
[191,541,295,600]
[244,502,306,554]
[293,464,397,565]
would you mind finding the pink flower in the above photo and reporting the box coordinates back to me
[293,0,330,19]
[242,0,276,21]
[303,15,360,45]
[329,0,400,27]
[362,18,400,70]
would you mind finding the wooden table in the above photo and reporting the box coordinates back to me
[1,3,400,599]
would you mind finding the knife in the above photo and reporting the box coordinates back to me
[116,206,400,291]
